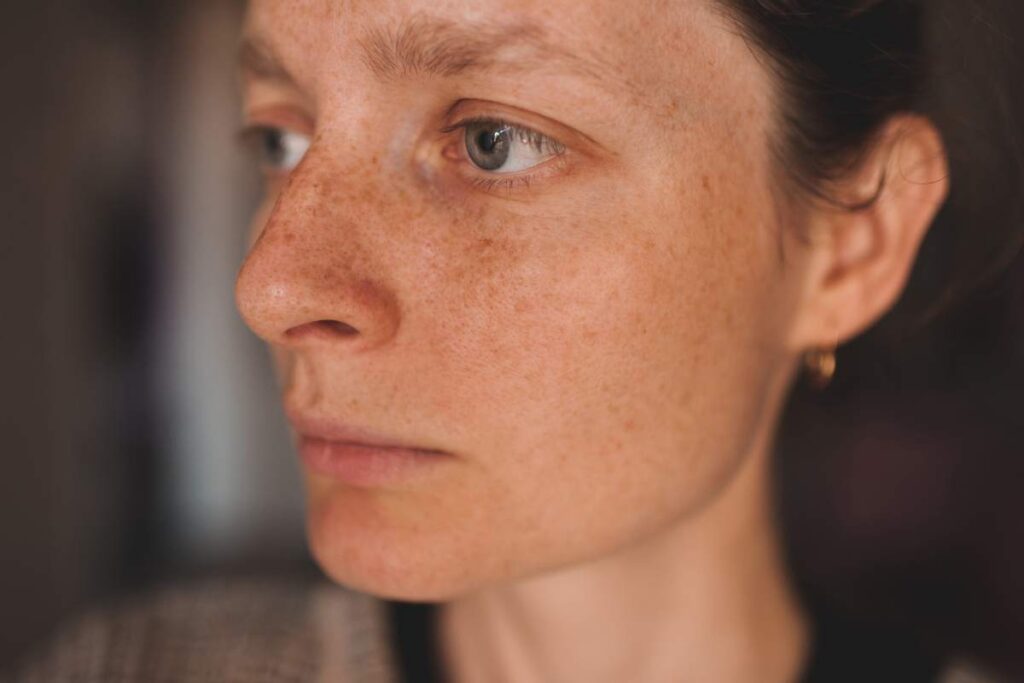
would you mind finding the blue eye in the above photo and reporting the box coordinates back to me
[463,120,564,173]
[247,126,311,173]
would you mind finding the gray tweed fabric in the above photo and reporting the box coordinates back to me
[9,577,397,683]
[6,577,1004,682]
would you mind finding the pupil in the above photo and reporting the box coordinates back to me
[265,130,284,164]
[477,129,499,153]
[466,122,511,171]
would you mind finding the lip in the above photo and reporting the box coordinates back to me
[285,408,451,487]
[285,409,444,452]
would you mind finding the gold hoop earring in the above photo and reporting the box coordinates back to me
[803,345,837,389]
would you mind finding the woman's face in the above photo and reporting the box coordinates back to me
[236,0,808,600]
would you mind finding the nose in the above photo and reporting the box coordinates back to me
[235,157,402,352]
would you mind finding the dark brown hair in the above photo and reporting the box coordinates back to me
[718,0,926,206]
[718,0,1024,331]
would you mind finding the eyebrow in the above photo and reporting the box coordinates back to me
[240,14,624,97]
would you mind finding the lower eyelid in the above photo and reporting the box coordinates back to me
[457,155,571,196]
[471,174,531,192]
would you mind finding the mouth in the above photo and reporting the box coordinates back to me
[285,408,451,487]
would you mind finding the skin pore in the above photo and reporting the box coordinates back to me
[234,1,949,681]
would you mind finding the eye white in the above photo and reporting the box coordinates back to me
[500,135,554,173]
[263,128,311,172]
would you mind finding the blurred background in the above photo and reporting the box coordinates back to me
[0,0,1021,679]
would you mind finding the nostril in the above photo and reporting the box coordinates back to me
[318,320,359,336]
[284,319,359,340]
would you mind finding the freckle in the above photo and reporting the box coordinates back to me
[701,175,711,192]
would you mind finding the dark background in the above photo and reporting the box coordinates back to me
[1,0,1021,679]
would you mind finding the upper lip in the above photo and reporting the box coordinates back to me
[284,406,446,453]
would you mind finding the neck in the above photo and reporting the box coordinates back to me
[438,388,809,683]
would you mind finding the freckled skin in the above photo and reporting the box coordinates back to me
[236,0,807,603]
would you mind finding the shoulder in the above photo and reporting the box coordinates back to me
[938,660,1012,683]
[10,576,398,683]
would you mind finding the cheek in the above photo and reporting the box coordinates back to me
[304,183,789,600]
[473,205,782,562]
[311,200,782,602]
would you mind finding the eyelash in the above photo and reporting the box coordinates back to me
[441,116,568,194]
[470,174,533,193]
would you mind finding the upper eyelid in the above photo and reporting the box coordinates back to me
[241,103,316,135]
[442,95,607,148]
[235,123,311,154]
[241,107,563,147]
[441,116,560,142]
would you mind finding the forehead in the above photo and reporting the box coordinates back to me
[243,0,758,121]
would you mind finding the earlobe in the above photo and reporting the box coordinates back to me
[789,114,950,350]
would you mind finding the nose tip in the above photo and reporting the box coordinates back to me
[234,231,402,352]
[234,143,404,353]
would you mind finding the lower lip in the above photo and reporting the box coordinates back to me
[297,436,450,487]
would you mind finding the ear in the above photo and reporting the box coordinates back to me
[786,114,950,351]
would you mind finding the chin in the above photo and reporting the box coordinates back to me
[304,482,491,602]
